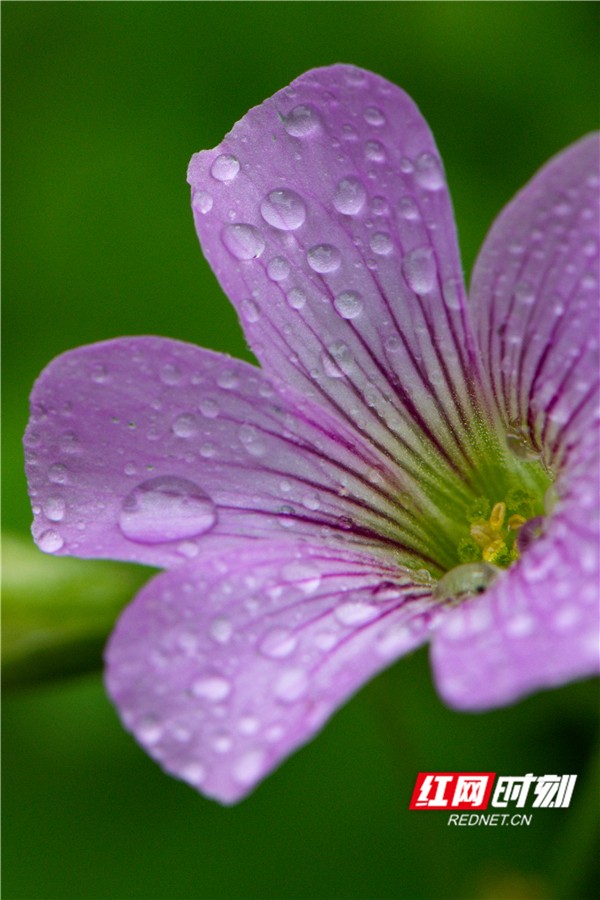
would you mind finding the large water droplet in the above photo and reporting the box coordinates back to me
[119,476,216,544]
[48,463,68,484]
[402,246,437,294]
[232,749,265,786]
[38,529,64,553]
[334,290,363,319]
[282,104,321,137]
[210,616,233,644]
[274,667,308,703]
[333,177,366,215]
[323,341,354,377]
[259,628,298,659]
[364,140,386,162]
[193,191,213,214]
[334,600,379,625]
[397,196,420,220]
[43,496,66,522]
[241,299,260,323]
[369,232,393,256]
[222,224,265,260]
[267,256,290,282]
[414,152,444,191]
[286,287,306,310]
[172,413,200,438]
[191,674,231,702]
[260,189,306,231]
[307,243,341,273]
[363,106,386,126]
[210,154,240,182]
[433,562,501,603]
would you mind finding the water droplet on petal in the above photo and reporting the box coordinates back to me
[241,299,260,323]
[210,616,233,644]
[90,364,109,383]
[402,246,437,294]
[282,104,321,137]
[369,232,393,256]
[274,667,308,703]
[232,748,265,786]
[307,243,341,273]
[193,191,213,214]
[38,529,64,553]
[43,496,66,522]
[334,600,379,625]
[259,628,298,659]
[222,223,265,260]
[414,152,444,190]
[217,369,239,390]
[514,282,535,305]
[433,562,501,602]
[210,154,240,182]
[286,288,306,310]
[365,140,386,162]
[48,463,68,484]
[281,560,322,593]
[199,398,219,418]
[191,675,231,702]
[181,762,206,786]
[239,424,266,457]
[443,278,463,310]
[334,290,363,319]
[397,196,420,220]
[363,106,386,126]
[172,413,200,438]
[260,189,306,231]
[323,341,354,377]
[119,476,216,544]
[267,256,290,282]
[333,177,366,215]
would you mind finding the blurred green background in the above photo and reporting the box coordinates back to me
[3,3,599,899]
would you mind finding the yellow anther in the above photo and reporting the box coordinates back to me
[508,514,527,530]
[489,502,506,531]
[470,523,494,548]
[483,539,506,563]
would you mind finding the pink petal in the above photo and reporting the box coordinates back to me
[469,133,600,470]
[25,336,434,568]
[188,64,484,482]
[431,438,599,709]
[105,541,435,803]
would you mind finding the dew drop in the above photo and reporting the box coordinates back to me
[259,627,298,659]
[433,562,501,602]
[267,256,290,282]
[414,152,444,190]
[199,442,218,459]
[369,232,393,256]
[514,282,535,305]
[193,191,213,214]
[222,223,265,260]
[90,363,109,383]
[442,277,463,310]
[210,154,240,182]
[402,246,437,294]
[334,290,363,319]
[241,298,260,323]
[307,243,341,273]
[119,476,216,544]
[364,139,386,162]
[282,104,320,137]
[181,762,206,786]
[286,287,306,310]
[38,529,64,553]
[210,616,233,644]
[199,398,219,418]
[281,560,322,593]
[191,675,231,702]
[334,600,379,626]
[48,463,67,484]
[160,363,183,386]
[397,196,420,220]
[138,716,163,745]
[172,413,200,438]
[260,189,306,231]
[217,369,239,390]
[323,341,354,377]
[238,423,266,457]
[274,667,308,703]
[363,106,386,126]
[212,731,233,753]
[43,496,66,522]
[333,177,367,215]
[232,749,265,786]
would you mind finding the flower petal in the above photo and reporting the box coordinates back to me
[188,64,484,484]
[25,336,441,569]
[469,133,600,469]
[105,541,435,803]
[431,439,599,709]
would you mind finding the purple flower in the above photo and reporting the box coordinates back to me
[24,65,599,804]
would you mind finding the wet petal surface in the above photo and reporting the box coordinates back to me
[105,541,436,803]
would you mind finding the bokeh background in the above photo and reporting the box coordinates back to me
[3,3,599,899]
